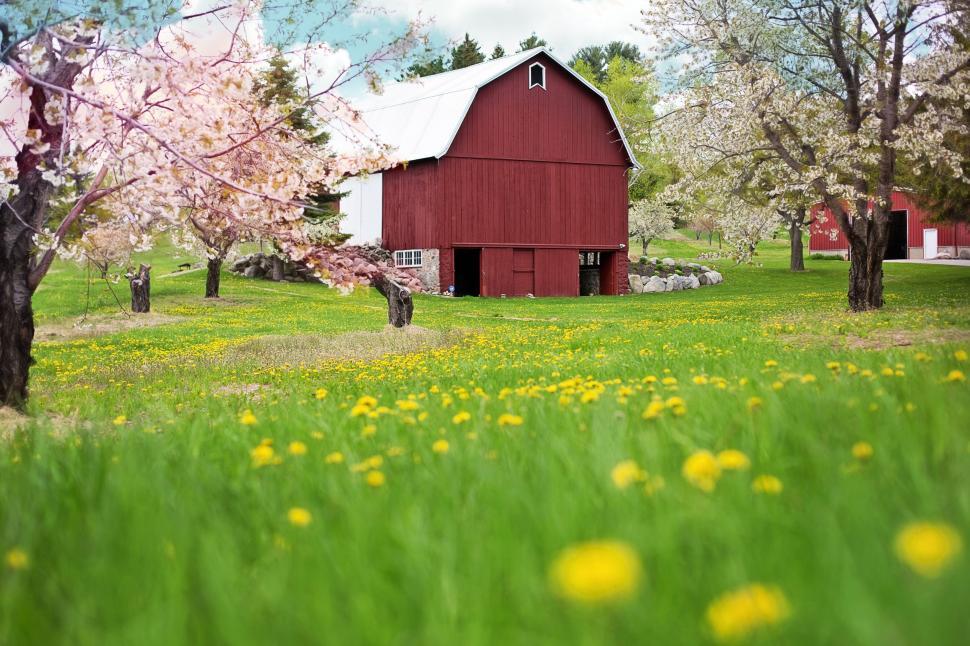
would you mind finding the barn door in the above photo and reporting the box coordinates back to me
[512,248,535,296]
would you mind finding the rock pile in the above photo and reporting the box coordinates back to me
[627,257,723,294]
[230,253,322,283]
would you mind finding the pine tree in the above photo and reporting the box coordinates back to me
[450,33,485,70]
[517,33,547,52]
[401,48,448,79]
[490,44,506,59]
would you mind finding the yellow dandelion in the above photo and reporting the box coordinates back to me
[287,441,307,456]
[250,444,277,467]
[851,441,873,461]
[549,540,642,604]
[746,396,763,411]
[693,375,709,385]
[642,399,665,420]
[826,361,840,370]
[611,460,647,490]
[113,415,127,426]
[771,381,784,391]
[452,411,471,424]
[706,583,791,642]
[287,507,311,527]
[314,388,328,400]
[239,410,258,425]
[944,369,965,383]
[764,359,778,368]
[800,374,817,384]
[752,475,783,495]
[894,522,962,578]
[432,439,450,454]
[366,470,386,487]
[717,449,751,471]
[497,413,523,427]
[955,349,967,361]
[683,450,721,492]
[661,376,678,386]
[5,548,28,570]
[665,396,687,416]
[643,475,665,496]
[361,424,377,437]
[396,399,420,411]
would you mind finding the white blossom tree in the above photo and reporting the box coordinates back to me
[0,1,423,409]
[643,0,970,307]
[629,197,675,255]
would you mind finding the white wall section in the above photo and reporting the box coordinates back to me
[339,173,383,245]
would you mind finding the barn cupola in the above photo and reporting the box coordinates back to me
[528,62,546,89]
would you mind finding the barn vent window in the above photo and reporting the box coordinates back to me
[394,249,422,268]
[529,62,545,89]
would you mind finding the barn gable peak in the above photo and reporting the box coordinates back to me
[338,47,639,169]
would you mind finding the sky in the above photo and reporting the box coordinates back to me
[342,0,653,97]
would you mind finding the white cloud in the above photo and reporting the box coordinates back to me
[383,0,651,60]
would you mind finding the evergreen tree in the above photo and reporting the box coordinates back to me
[569,42,641,84]
[490,44,506,59]
[401,47,448,79]
[517,33,547,51]
[255,54,328,146]
[450,33,485,70]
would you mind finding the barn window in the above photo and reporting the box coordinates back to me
[529,62,545,89]
[393,249,422,268]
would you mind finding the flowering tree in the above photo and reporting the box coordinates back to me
[629,198,675,255]
[0,1,422,409]
[644,0,970,308]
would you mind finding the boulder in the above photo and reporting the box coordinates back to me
[643,276,666,293]
[698,273,711,286]
[649,257,660,265]
[700,265,712,272]
[687,262,701,269]
[662,257,675,267]
[959,249,970,260]
[686,274,700,289]
[243,265,260,279]
[629,274,644,293]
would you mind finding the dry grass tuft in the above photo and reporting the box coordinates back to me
[35,312,184,342]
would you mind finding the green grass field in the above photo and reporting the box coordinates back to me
[2,234,969,645]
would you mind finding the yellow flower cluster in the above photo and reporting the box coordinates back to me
[706,583,791,641]
[548,540,642,604]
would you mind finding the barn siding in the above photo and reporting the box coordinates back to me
[535,248,580,296]
[809,190,970,253]
[448,53,631,167]
[383,157,628,251]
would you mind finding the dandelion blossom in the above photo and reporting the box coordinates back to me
[113,415,127,426]
[642,400,665,420]
[5,548,28,570]
[894,522,962,578]
[452,411,471,424]
[717,450,750,471]
[366,470,386,487]
[324,451,344,464]
[944,369,965,383]
[314,388,328,400]
[683,450,721,492]
[549,540,642,604]
[497,413,523,427]
[706,583,790,641]
[611,460,647,489]
[752,475,783,495]
[239,410,258,426]
[432,439,450,454]
[287,507,312,527]
[288,441,307,456]
[851,441,873,461]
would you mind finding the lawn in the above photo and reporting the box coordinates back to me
[2,235,969,645]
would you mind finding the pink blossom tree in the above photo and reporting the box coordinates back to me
[0,1,423,409]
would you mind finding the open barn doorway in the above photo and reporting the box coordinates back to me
[454,248,481,296]
[885,210,908,260]
[579,251,601,295]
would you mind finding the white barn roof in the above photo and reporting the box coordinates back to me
[340,47,640,168]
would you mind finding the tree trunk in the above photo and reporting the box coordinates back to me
[641,237,649,256]
[129,264,151,313]
[271,254,284,281]
[789,220,805,272]
[205,258,222,298]
[708,231,713,245]
[0,178,52,410]
[373,275,414,328]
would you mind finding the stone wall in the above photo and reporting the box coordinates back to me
[411,249,440,293]
[627,257,723,294]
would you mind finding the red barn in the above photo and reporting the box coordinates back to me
[337,48,639,296]
[809,190,970,259]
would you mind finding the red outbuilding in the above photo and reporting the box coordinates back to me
[337,48,639,296]
[809,190,970,259]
